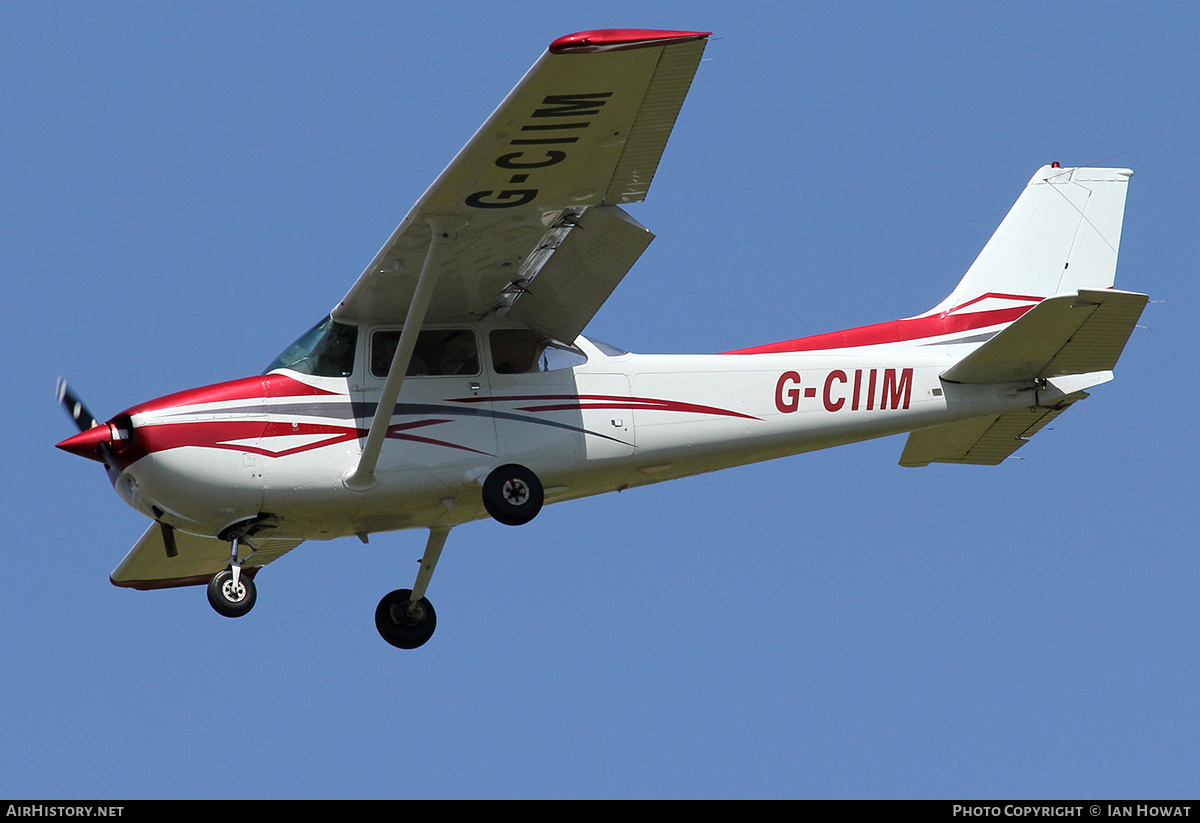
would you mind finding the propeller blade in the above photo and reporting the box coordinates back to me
[56,377,99,432]
[55,381,173,548]
[55,378,121,485]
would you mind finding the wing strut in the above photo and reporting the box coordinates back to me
[344,215,464,491]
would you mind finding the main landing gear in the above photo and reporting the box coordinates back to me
[204,466,547,643]
[482,463,543,526]
[376,526,448,649]
[375,588,437,649]
[374,464,544,649]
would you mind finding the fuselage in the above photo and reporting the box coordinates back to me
[59,316,1038,543]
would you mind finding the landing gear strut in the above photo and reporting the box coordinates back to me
[375,527,449,649]
[207,532,257,618]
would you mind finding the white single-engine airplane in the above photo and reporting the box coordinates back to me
[57,29,1146,649]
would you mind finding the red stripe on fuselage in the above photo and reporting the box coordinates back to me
[124,373,339,417]
[449,394,759,420]
[123,418,491,461]
[723,293,1042,355]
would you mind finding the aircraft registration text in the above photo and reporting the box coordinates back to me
[775,369,914,414]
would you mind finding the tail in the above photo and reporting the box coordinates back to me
[727,165,1138,356]
[932,164,1133,311]
[900,164,1147,467]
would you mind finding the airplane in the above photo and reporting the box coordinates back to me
[56,28,1146,649]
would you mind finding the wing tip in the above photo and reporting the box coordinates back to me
[550,29,711,55]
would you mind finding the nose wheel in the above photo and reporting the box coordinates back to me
[207,532,257,618]
[207,568,257,617]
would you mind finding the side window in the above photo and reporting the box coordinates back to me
[371,329,480,378]
[490,330,587,374]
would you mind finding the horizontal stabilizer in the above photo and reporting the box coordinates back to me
[111,524,303,590]
[942,289,1147,384]
[900,401,1080,467]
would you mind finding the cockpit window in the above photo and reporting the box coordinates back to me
[264,315,358,377]
[490,330,587,374]
[371,328,479,378]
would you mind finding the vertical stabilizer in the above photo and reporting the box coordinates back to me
[929,166,1132,315]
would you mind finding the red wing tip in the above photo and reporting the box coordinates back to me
[550,29,711,54]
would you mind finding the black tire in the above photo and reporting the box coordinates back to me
[482,463,544,526]
[375,588,437,649]
[207,569,257,618]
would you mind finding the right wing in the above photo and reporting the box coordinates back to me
[332,29,710,342]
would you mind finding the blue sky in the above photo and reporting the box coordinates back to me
[4,2,1197,799]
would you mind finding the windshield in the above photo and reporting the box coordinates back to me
[264,315,358,377]
[583,336,628,357]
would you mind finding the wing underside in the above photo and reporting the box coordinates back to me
[111,524,303,590]
[332,30,709,332]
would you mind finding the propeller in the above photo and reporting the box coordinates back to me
[55,378,178,558]
[56,377,120,480]
[56,377,100,433]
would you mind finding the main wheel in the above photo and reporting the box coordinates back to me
[375,588,437,649]
[482,463,544,526]
[207,569,256,618]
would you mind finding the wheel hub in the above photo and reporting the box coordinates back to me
[390,600,428,626]
[222,580,247,603]
[502,478,530,506]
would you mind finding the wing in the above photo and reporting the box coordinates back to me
[332,29,709,342]
[110,524,304,590]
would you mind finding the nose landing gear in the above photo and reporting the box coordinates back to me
[207,529,258,618]
[207,568,257,618]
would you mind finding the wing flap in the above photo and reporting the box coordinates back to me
[505,205,654,342]
[111,524,303,590]
[942,289,1147,384]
